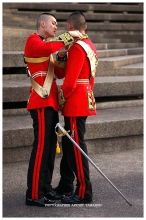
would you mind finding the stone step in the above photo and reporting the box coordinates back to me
[2,5,144,32]
[3,106,143,163]
[98,48,143,58]
[3,61,143,80]
[3,50,143,68]
[98,62,143,76]
[96,99,143,110]
[3,27,143,44]
[96,42,141,50]
[3,99,143,116]
[2,26,142,37]
[64,21,143,31]
[3,34,142,51]
[3,75,143,103]
[97,54,143,76]
[2,60,143,80]
[3,3,143,13]
[3,19,143,32]
[3,36,123,52]
[93,76,143,97]
[3,36,27,51]
[98,34,143,44]
[3,72,27,81]
[3,27,35,36]
[4,10,143,22]
[3,27,143,45]
[3,2,143,43]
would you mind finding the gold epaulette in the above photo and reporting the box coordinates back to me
[51,32,74,46]
[24,56,49,63]
[82,34,89,39]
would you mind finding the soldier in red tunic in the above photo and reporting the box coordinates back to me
[24,12,83,207]
[55,11,98,204]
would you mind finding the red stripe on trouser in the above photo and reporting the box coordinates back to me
[32,108,45,200]
[70,117,86,198]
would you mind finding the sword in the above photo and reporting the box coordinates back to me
[55,122,132,206]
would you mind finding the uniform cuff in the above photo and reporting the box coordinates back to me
[56,53,67,68]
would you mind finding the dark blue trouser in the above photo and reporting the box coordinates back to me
[26,107,58,199]
[58,116,92,199]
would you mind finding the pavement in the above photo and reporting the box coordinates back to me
[3,148,143,218]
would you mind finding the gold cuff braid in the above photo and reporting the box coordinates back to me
[52,32,74,46]
[56,59,66,68]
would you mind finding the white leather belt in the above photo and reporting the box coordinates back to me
[77,79,89,84]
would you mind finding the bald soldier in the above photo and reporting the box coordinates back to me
[53,11,98,204]
[24,12,82,207]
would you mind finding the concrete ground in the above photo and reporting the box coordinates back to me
[3,148,143,218]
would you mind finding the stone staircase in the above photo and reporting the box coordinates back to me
[3,3,143,163]
[3,2,143,43]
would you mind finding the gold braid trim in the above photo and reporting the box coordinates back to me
[24,56,49,63]
[52,32,74,46]
[76,40,98,77]
[82,34,89,39]
[58,89,66,106]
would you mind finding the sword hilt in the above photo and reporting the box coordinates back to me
[55,123,67,135]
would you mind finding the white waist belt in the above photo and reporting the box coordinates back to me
[77,79,89,84]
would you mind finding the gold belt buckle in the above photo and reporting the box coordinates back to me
[40,87,48,98]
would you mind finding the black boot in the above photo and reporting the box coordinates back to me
[61,193,92,204]
[53,185,74,196]
[45,190,65,200]
[26,197,56,207]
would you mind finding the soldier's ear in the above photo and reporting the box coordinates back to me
[85,24,87,30]
[41,20,45,28]
[67,22,73,31]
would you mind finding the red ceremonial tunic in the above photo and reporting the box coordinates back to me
[24,33,65,111]
[61,38,98,117]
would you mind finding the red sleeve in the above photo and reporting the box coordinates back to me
[61,44,85,98]
[24,34,64,57]
[54,60,65,79]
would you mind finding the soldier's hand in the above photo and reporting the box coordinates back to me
[58,89,66,106]
[68,30,83,39]
[58,46,69,58]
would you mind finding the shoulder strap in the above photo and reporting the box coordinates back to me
[76,40,98,77]
[29,54,54,98]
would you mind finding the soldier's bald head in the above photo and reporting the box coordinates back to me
[67,11,87,31]
[36,13,56,30]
